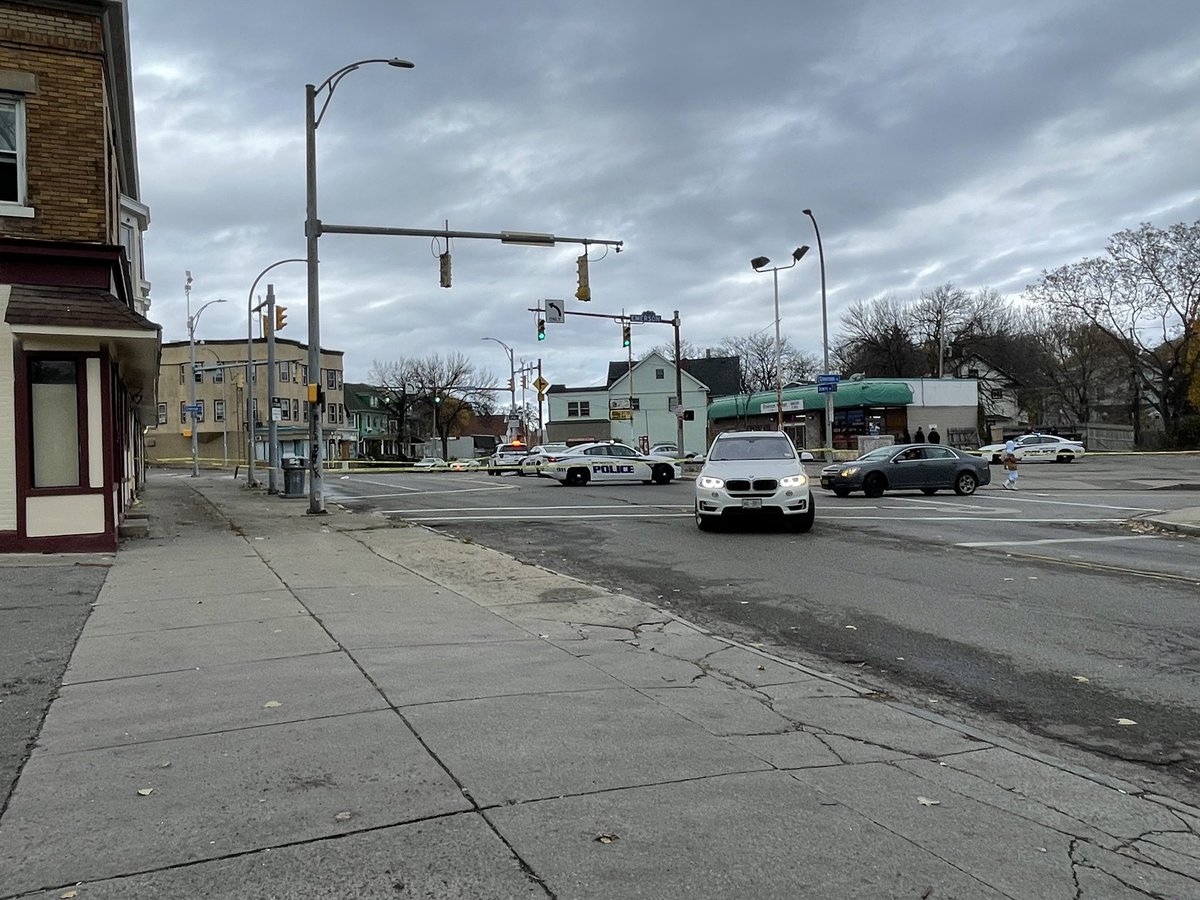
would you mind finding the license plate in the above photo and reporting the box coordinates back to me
[741,498,762,509]
[820,477,832,487]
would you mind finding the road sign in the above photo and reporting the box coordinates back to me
[545,299,565,323]
[183,404,202,414]
[817,383,838,394]
[761,399,804,414]
[609,397,631,410]
[816,374,840,384]
[609,409,633,421]
[628,311,663,323]
[537,391,545,403]
[533,376,549,393]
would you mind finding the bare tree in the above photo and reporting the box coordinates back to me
[370,353,499,459]
[716,333,818,393]
[1025,220,1200,442]
[835,294,919,376]
[640,337,700,364]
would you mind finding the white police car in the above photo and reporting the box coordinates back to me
[546,441,681,486]
[977,433,1086,464]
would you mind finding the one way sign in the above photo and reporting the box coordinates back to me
[545,299,565,323]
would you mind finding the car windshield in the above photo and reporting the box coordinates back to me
[857,446,897,461]
[709,436,795,461]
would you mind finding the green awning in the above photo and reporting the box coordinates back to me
[707,381,914,420]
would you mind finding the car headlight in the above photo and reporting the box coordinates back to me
[778,473,808,488]
[839,466,860,477]
[697,475,725,489]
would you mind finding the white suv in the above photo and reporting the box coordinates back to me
[694,431,814,532]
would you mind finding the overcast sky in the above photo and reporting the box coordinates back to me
[127,0,1200,389]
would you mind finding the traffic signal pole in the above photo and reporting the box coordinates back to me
[266,284,279,494]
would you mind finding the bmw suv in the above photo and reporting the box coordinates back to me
[694,431,814,532]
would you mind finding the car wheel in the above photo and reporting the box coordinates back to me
[921,488,938,496]
[990,454,1002,465]
[651,464,673,485]
[488,468,498,476]
[565,467,590,486]
[954,471,978,496]
[832,486,852,498]
[1057,453,1074,463]
[788,495,815,533]
[863,473,886,498]
[695,503,716,531]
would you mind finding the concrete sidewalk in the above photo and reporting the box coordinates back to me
[1,472,1198,898]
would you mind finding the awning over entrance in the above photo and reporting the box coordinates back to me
[707,381,914,420]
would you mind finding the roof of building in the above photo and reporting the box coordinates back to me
[604,354,740,394]
[5,283,157,332]
[708,381,915,419]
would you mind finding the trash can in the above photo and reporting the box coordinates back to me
[281,457,307,498]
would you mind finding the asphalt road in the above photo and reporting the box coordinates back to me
[329,453,1200,801]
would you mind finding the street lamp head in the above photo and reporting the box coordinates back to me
[802,208,813,216]
[792,246,810,261]
[387,58,415,69]
[751,256,770,271]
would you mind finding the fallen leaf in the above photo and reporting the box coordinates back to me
[1116,718,1137,726]
[159,761,171,768]
[1073,675,1090,683]
[61,891,78,898]
[844,625,857,630]
[334,811,352,822]
[263,700,282,709]
[756,665,766,671]
[137,788,153,796]
[917,796,940,806]
[594,833,619,844]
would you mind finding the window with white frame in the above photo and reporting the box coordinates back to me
[278,362,289,382]
[326,368,336,389]
[212,366,224,384]
[567,400,590,417]
[179,364,186,385]
[1,96,28,208]
[29,359,81,488]
[214,399,225,422]
[655,368,665,379]
[292,399,299,421]
[157,403,168,425]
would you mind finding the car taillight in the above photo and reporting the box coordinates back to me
[545,456,559,463]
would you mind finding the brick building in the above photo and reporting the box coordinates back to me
[0,0,158,551]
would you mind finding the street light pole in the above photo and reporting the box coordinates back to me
[245,258,304,488]
[306,57,414,516]
[482,337,516,437]
[186,292,226,477]
[803,208,832,460]
[751,247,809,433]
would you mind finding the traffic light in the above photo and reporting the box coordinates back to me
[507,378,514,391]
[575,253,590,301]
[433,395,442,406]
[438,252,452,288]
[521,375,527,390]
[274,305,287,332]
[537,318,546,341]
[621,324,631,347]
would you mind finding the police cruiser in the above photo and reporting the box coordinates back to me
[546,441,681,486]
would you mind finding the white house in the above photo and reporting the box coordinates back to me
[546,352,713,454]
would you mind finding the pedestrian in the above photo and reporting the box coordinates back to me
[901,427,911,444]
[913,426,925,443]
[927,424,941,444]
[1001,439,1019,490]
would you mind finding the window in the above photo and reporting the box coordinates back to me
[194,401,205,423]
[1,96,29,209]
[194,366,203,384]
[179,401,188,423]
[157,403,167,425]
[179,364,186,385]
[328,404,336,423]
[326,368,336,389]
[293,399,299,421]
[214,399,225,423]
[630,397,640,411]
[279,362,289,382]
[300,365,307,384]
[212,367,224,384]
[567,400,590,417]
[279,399,289,420]
[655,368,665,380]
[30,360,80,487]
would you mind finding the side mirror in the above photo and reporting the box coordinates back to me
[800,451,815,462]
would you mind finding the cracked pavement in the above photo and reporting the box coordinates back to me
[0,472,1197,898]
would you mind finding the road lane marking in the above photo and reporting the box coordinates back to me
[970,495,1160,513]
[820,516,1129,523]
[334,485,517,499]
[388,512,694,521]
[955,535,1160,548]
[378,503,691,514]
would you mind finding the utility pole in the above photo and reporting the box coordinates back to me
[674,310,684,453]
[266,284,279,494]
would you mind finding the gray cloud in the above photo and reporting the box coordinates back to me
[129,0,1200,387]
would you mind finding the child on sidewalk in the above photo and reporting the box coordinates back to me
[1001,440,1019,490]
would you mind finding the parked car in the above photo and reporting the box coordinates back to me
[487,441,530,475]
[820,444,990,497]
[545,441,680,486]
[977,433,1086,464]
[694,430,814,532]
[413,458,449,470]
[448,458,482,471]
[518,443,570,476]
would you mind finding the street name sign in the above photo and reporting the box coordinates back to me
[760,399,804,414]
[817,383,838,394]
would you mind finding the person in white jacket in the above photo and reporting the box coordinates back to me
[1001,440,1019,490]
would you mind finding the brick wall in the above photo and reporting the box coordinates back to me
[0,3,111,242]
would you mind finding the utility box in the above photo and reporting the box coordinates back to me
[281,457,307,498]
